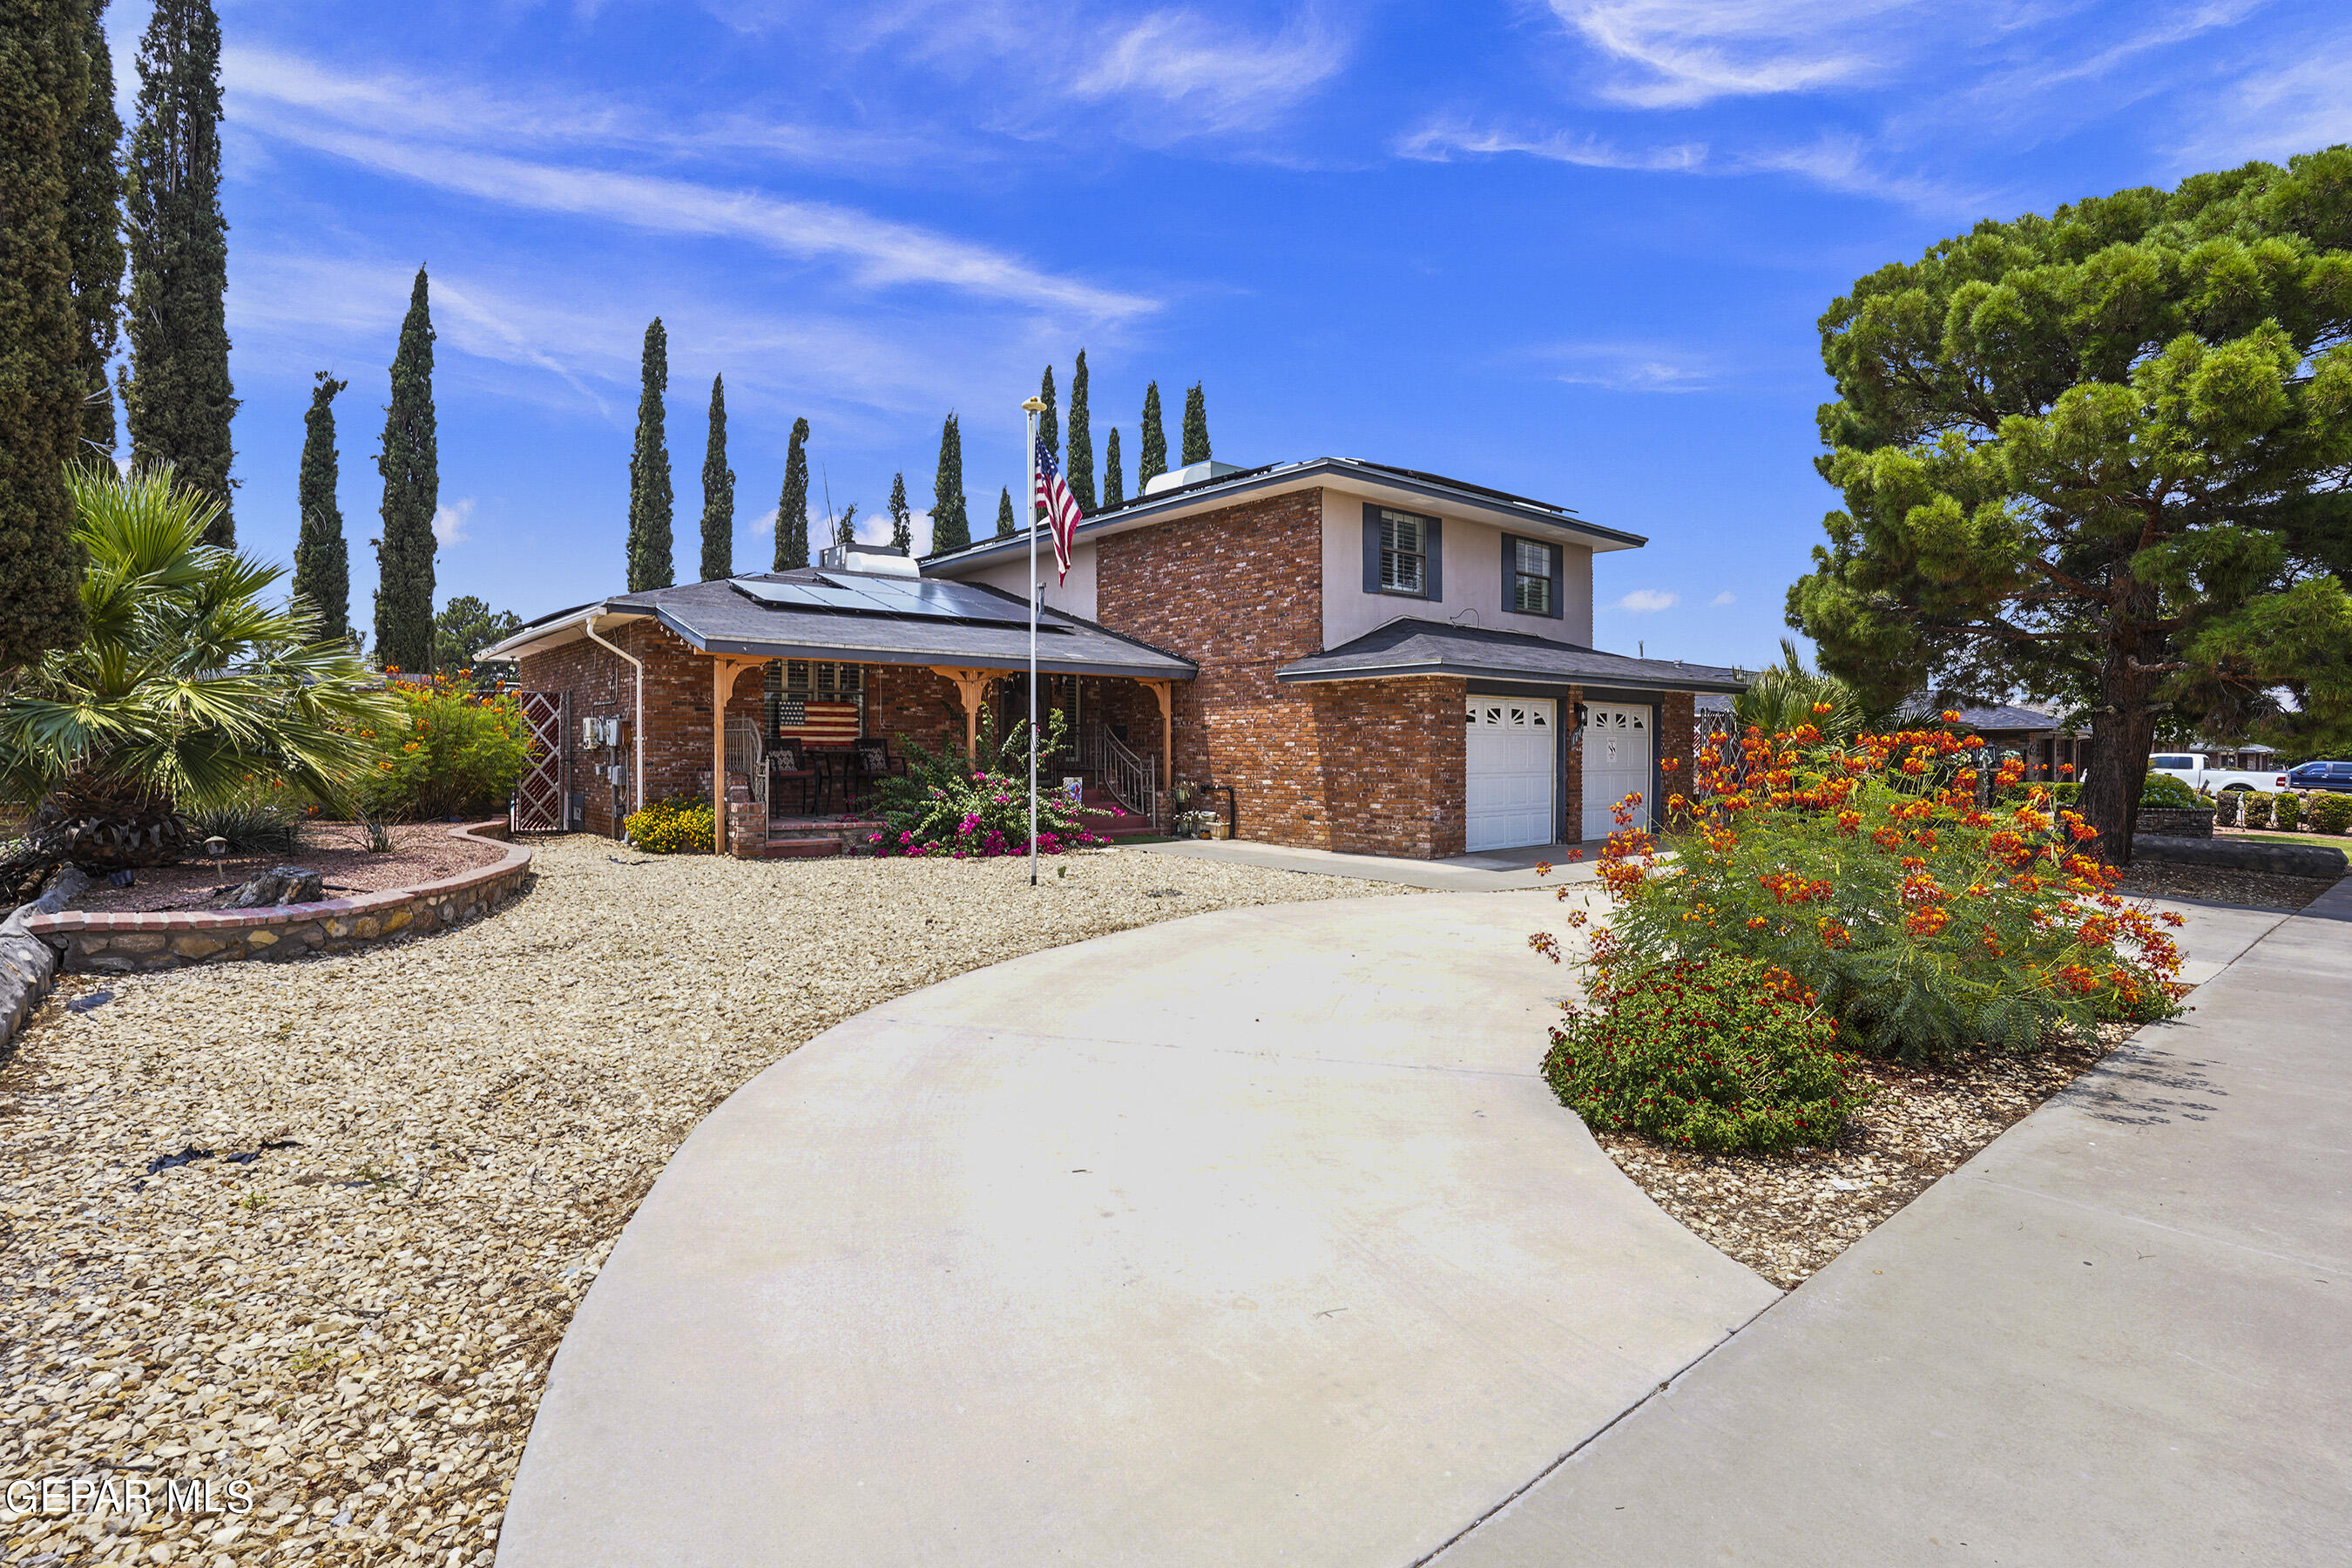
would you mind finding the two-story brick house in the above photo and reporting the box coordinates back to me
[487,456,1742,862]
[923,457,1745,859]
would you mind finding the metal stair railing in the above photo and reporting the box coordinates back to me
[1081,723,1159,828]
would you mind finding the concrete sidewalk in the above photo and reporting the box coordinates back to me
[496,889,1770,1568]
[1432,877,2352,1566]
[1132,836,1604,891]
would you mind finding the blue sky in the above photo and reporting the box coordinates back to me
[113,0,2352,667]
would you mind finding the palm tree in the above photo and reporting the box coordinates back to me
[1730,639,1868,744]
[0,467,397,898]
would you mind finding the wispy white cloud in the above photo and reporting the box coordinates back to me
[2173,30,2352,166]
[227,51,1154,321]
[1710,590,1736,605]
[434,497,476,546]
[1547,0,1922,109]
[747,506,779,537]
[1614,588,1680,612]
[1069,10,1348,138]
[1533,340,1720,392]
[1396,118,1706,172]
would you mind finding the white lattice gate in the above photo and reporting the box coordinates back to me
[511,690,569,833]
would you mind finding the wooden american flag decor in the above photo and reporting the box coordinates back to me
[776,699,861,744]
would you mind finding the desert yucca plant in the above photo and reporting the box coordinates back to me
[0,468,398,898]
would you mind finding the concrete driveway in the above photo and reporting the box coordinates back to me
[495,887,1778,1567]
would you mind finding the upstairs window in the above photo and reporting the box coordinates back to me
[1362,505,1442,599]
[1503,533,1564,619]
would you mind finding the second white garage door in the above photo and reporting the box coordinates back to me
[1466,698,1556,851]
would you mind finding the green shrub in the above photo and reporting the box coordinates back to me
[2139,771,2198,808]
[1562,718,2187,1064]
[1540,956,1873,1153]
[2240,792,2274,828]
[184,788,305,855]
[624,795,714,853]
[869,707,1112,857]
[2047,781,2082,804]
[355,674,535,822]
[2308,793,2352,835]
[2274,792,2303,832]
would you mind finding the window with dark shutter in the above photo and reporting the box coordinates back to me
[1380,510,1426,594]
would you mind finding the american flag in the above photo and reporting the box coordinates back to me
[1034,436,1082,583]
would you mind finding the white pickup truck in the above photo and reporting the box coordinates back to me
[2147,753,2289,794]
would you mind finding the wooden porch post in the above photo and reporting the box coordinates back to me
[929,666,997,757]
[711,656,762,853]
[1149,679,1174,789]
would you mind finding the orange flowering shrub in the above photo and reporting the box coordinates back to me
[1554,711,2186,1064]
[354,673,535,821]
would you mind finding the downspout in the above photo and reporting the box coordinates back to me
[584,612,645,817]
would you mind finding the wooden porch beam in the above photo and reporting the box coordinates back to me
[928,666,998,757]
[1148,680,1174,791]
[710,655,764,853]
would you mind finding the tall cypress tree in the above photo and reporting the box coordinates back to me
[1066,348,1096,515]
[833,502,858,550]
[1103,427,1125,508]
[64,0,124,455]
[122,0,235,544]
[929,411,970,555]
[774,416,810,570]
[373,267,437,672]
[293,372,350,642]
[995,486,1015,537]
[1181,382,1210,464]
[0,0,89,671]
[889,472,912,552]
[625,317,672,591]
[1139,381,1167,488]
[699,374,733,582]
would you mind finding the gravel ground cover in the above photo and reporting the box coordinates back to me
[2112,859,2341,911]
[1595,1024,2125,1288]
[0,837,1412,1566]
[68,827,505,916]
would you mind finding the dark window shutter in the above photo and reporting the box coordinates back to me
[1500,532,1517,612]
[1547,539,1564,619]
[1425,516,1442,601]
[1362,504,1382,593]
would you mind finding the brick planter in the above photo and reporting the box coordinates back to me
[26,821,535,974]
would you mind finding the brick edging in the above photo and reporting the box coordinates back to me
[25,821,537,972]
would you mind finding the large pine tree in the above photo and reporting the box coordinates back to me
[292,372,350,642]
[929,411,970,555]
[889,472,912,552]
[1066,348,1096,514]
[373,267,437,672]
[774,416,810,570]
[1139,381,1167,488]
[122,0,235,544]
[0,0,90,671]
[1181,382,1210,464]
[995,486,1015,537]
[625,317,673,591]
[1103,426,1125,508]
[699,374,733,582]
[64,0,124,455]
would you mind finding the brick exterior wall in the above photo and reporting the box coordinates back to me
[1094,487,1470,858]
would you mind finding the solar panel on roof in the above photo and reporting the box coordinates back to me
[727,573,1037,628]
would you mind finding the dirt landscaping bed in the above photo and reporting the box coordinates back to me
[64,823,506,916]
[0,837,1413,1566]
[2112,858,2342,912]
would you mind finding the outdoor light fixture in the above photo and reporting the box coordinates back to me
[203,835,229,858]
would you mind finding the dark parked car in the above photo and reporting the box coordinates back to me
[2286,760,2352,793]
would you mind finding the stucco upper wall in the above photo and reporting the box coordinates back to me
[961,538,1098,622]
[1319,487,1593,651]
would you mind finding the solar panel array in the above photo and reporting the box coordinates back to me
[727,572,1041,629]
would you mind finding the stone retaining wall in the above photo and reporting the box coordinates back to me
[25,821,535,974]
[2132,833,2349,880]
[2136,806,2216,839]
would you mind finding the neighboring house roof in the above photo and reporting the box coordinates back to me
[479,570,1196,680]
[1274,617,1749,693]
[921,456,1646,576]
[1903,701,2061,733]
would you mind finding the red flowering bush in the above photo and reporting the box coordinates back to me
[1542,956,1870,1152]
[1539,711,2186,1064]
[868,708,1113,859]
[354,673,535,822]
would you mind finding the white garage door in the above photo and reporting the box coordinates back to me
[1466,698,1556,851]
[1581,702,1652,840]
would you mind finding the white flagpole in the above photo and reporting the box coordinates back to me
[1022,396,1044,888]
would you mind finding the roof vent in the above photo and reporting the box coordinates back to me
[1142,459,1246,497]
[818,543,921,577]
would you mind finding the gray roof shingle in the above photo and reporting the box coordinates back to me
[1274,618,1749,693]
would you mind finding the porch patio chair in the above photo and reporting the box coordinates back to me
[769,739,819,816]
[848,739,906,808]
